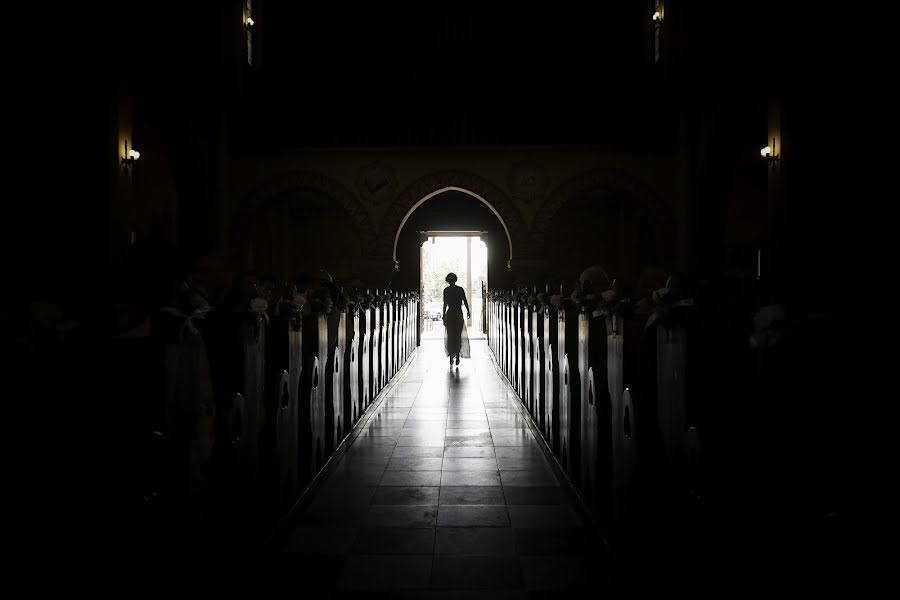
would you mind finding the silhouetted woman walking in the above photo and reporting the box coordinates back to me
[442,273,470,366]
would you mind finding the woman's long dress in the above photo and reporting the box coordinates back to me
[443,285,471,359]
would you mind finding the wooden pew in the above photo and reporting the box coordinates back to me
[263,315,301,513]
[507,300,514,379]
[657,324,688,482]
[386,298,393,378]
[144,311,211,509]
[397,297,403,369]
[396,296,404,366]
[201,311,266,489]
[620,311,655,525]
[361,303,372,410]
[488,298,493,354]
[606,313,634,522]
[511,302,518,388]
[505,301,511,378]
[327,310,344,449]
[543,302,558,449]
[406,295,412,358]
[378,297,387,391]
[513,305,525,397]
[373,294,382,395]
[408,295,414,357]
[411,295,416,353]
[350,309,362,425]
[489,298,495,355]
[523,303,533,416]
[397,296,403,369]
[405,295,411,362]
[498,301,504,373]
[557,301,580,476]
[495,300,501,370]
[401,295,408,361]
[307,314,327,473]
[338,309,352,437]
[532,302,544,433]
[579,311,605,508]
[386,298,394,380]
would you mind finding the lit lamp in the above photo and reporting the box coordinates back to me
[246,16,254,27]
[122,140,140,175]
[652,11,662,23]
[760,136,779,172]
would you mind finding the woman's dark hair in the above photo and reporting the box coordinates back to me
[445,273,458,284]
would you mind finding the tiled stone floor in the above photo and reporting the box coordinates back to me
[276,339,609,595]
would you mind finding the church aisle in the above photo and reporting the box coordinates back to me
[275,339,609,594]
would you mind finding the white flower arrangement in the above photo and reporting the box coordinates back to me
[644,278,693,330]
[593,282,631,319]
[250,297,269,314]
[749,303,785,349]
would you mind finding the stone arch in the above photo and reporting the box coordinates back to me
[375,171,529,259]
[531,168,673,246]
[391,187,513,260]
[230,171,377,265]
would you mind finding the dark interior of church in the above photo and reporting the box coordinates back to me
[8,1,854,594]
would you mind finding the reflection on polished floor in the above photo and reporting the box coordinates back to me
[276,339,609,594]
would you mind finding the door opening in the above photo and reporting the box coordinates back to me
[420,232,487,340]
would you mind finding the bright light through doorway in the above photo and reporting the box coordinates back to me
[420,235,487,340]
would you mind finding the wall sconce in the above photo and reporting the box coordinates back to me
[760,136,779,172]
[652,11,662,23]
[122,140,140,175]
[246,16,254,27]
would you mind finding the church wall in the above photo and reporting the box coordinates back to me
[224,148,680,286]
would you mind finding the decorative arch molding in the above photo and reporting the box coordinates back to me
[531,168,673,246]
[230,170,378,262]
[375,171,530,259]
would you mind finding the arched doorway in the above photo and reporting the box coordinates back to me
[393,188,513,289]
[391,186,513,265]
[392,188,512,341]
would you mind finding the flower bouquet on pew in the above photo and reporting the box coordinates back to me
[566,281,598,314]
[309,285,335,316]
[592,278,632,319]
[536,289,553,314]
[640,276,695,330]
[749,303,786,349]
[248,281,271,325]
[360,290,376,311]
[549,291,563,310]
[244,280,272,342]
[372,291,385,308]
[513,285,531,308]
[335,288,351,313]
[159,279,212,343]
[348,288,362,313]
[285,284,307,330]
